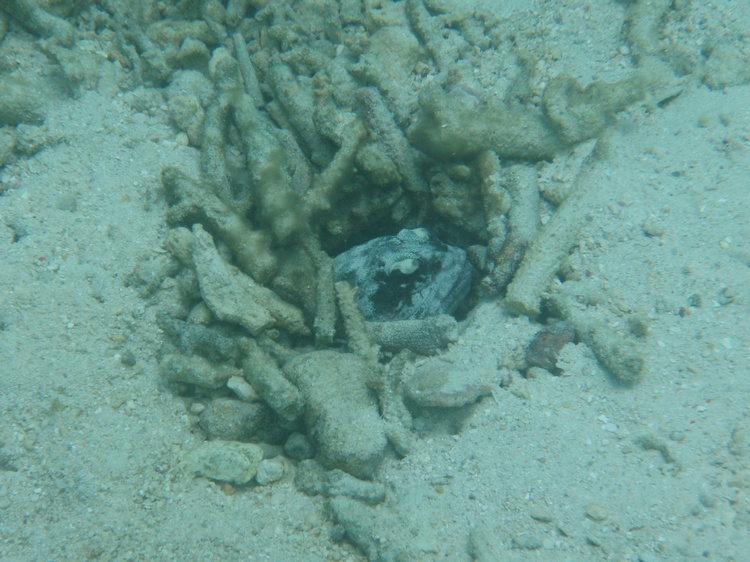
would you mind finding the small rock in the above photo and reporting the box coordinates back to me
[628,314,650,337]
[510,384,531,400]
[177,37,211,69]
[642,215,665,237]
[584,503,608,522]
[729,424,750,457]
[699,492,717,508]
[718,286,736,306]
[525,366,553,379]
[525,320,575,373]
[120,349,137,367]
[529,508,554,523]
[183,440,263,485]
[511,534,543,550]
[255,458,285,485]
[284,432,315,460]
[330,524,346,543]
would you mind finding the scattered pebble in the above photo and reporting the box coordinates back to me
[717,286,736,306]
[255,458,285,486]
[642,215,665,237]
[525,366,553,379]
[512,534,543,550]
[120,349,136,366]
[190,402,206,415]
[529,508,554,523]
[729,424,750,457]
[699,493,717,508]
[585,503,608,522]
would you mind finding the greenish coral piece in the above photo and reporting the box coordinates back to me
[504,138,605,318]
[405,0,455,73]
[266,56,333,165]
[411,70,651,162]
[367,315,458,356]
[160,353,240,389]
[200,93,235,205]
[232,32,263,107]
[191,224,309,336]
[358,87,428,194]
[162,167,278,283]
[234,93,307,243]
[157,312,242,363]
[349,25,423,124]
[305,118,367,218]
[481,158,539,294]
[306,240,337,347]
[410,83,562,161]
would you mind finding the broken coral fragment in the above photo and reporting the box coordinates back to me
[284,350,388,479]
[161,353,239,389]
[191,224,309,336]
[404,352,496,408]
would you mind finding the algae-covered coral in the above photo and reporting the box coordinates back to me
[145,0,673,482]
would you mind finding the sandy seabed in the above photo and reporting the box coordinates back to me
[0,1,749,560]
